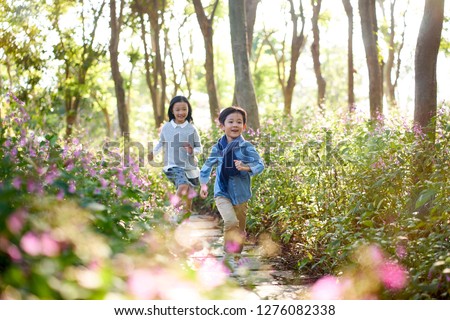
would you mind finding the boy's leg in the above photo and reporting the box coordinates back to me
[234,201,248,241]
[215,197,244,254]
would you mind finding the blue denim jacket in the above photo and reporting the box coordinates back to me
[199,136,264,205]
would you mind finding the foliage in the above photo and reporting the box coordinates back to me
[244,108,450,299]
[0,98,239,299]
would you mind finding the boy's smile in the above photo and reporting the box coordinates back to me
[220,112,246,142]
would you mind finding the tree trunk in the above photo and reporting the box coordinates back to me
[193,0,221,124]
[311,0,326,112]
[149,0,167,128]
[410,0,444,218]
[414,0,444,141]
[231,0,259,110]
[342,0,355,112]
[110,0,129,135]
[245,0,260,57]
[358,0,383,121]
[284,0,306,116]
[228,0,260,130]
[133,0,167,129]
[383,0,397,109]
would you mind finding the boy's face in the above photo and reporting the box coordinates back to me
[220,112,246,141]
[172,102,189,124]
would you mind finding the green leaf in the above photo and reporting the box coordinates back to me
[415,189,437,209]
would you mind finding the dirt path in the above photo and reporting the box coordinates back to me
[178,213,313,299]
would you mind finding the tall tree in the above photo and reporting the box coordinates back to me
[228,0,260,130]
[192,0,221,124]
[110,0,129,135]
[264,0,306,116]
[132,0,167,129]
[311,0,326,112]
[342,0,355,112]
[359,0,383,121]
[231,0,260,106]
[414,0,445,141]
[245,0,260,57]
[50,0,107,138]
[378,0,408,110]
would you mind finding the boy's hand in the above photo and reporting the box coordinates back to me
[200,184,208,198]
[234,160,250,172]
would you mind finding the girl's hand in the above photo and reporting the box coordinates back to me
[183,143,193,154]
[200,184,208,198]
[234,160,250,172]
[148,152,154,162]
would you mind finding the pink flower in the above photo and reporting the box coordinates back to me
[7,245,22,261]
[198,257,228,288]
[225,240,241,253]
[127,269,158,299]
[6,208,27,234]
[379,261,408,290]
[12,177,22,189]
[68,181,76,193]
[396,245,407,259]
[56,189,65,200]
[40,233,60,257]
[20,232,42,256]
[310,276,343,300]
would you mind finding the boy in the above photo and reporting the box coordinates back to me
[199,106,264,269]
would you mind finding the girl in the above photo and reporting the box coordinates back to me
[149,96,202,221]
[199,106,264,269]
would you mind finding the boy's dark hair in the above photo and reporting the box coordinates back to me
[168,95,193,123]
[218,106,247,125]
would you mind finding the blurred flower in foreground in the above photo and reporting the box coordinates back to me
[309,244,408,299]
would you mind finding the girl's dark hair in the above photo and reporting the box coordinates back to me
[218,106,247,125]
[168,96,193,123]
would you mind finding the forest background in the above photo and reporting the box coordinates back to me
[0,0,449,300]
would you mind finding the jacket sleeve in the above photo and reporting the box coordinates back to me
[199,144,219,184]
[242,142,264,176]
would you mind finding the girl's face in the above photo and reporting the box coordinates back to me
[220,112,246,142]
[172,102,189,124]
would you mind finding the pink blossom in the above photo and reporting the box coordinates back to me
[379,261,408,290]
[117,171,126,185]
[368,244,385,265]
[225,240,241,253]
[99,178,109,188]
[3,139,11,148]
[396,245,407,259]
[40,233,60,257]
[57,189,65,200]
[7,245,22,261]
[10,147,18,157]
[198,258,229,288]
[27,180,37,193]
[6,208,27,234]
[310,276,343,300]
[68,181,76,193]
[12,177,22,189]
[20,232,42,256]
[169,194,181,207]
[127,269,158,299]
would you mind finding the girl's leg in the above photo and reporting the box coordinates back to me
[215,197,245,253]
[176,183,190,211]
